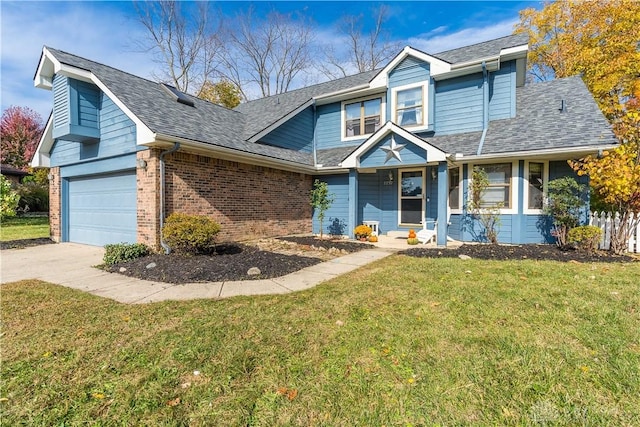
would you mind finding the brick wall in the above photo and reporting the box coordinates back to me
[137,149,161,248]
[163,151,313,242]
[49,167,61,242]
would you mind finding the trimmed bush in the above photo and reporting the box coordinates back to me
[16,181,49,212]
[103,243,151,265]
[162,213,221,254]
[1,174,20,220]
[568,225,602,253]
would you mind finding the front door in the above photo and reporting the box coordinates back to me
[399,169,425,226]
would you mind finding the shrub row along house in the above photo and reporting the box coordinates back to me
[32,33,618,248]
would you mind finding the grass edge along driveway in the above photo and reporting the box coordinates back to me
[2,255,639,426]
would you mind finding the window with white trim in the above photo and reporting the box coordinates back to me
[396,86,423,126]
[527,162,544,210]
[392,83,427,130]
[473,163,513,209]
[448,167,461,211]
[343,97,382,138]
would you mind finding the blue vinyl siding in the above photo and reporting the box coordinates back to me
[51,92,138,166]
[312,174,350,235]
[358,172,381,226]
[53,74,69,129]
[75,80,100,129]
[435,73,484,135]
[260,106,314,152]
[315,103,356,150]
[489,61,516,121]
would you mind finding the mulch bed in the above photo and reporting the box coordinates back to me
[276,236,374,252]
[0,238,55,250]
[103,243,325,284]
[401,244,638,263]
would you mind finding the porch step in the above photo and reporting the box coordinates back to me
[386,230,411,238]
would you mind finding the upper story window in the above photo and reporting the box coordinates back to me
[392,83,427,129]
[342,96,383,140]
[396,87,424,126]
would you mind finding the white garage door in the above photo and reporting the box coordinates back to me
[67,170,137,246]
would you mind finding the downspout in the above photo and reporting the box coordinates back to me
[476,61,489,156]
[312,99,318,167]
[159,142,180,254]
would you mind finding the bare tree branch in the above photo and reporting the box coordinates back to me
[218,7,315,99]
[320,5,401,78]
[133,1,222,94]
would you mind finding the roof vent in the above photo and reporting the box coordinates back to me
[559,99,567,113]
[161,83,195,107]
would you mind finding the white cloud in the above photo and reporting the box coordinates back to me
[407,18,519,54]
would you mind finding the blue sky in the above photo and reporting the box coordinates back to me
[1,1,540,120]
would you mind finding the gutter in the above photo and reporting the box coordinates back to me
[159,142,180,254]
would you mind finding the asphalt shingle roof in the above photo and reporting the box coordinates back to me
[45,35,613,171]
[315,76,616,167]
[434,33,529,64]
[47,48,313,166]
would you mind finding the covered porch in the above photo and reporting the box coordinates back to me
[339,122,452,247]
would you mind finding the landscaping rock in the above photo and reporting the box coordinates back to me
[247,267,261,276]
[458,254,472,260]
[146,262,157,269]
[119,267,127,273]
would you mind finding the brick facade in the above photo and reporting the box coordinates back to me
[136,149,161,249]
[49,167,61,242]
[163,151,313,242]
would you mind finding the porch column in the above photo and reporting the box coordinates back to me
[437,161,448,247]
[348,169,358,238]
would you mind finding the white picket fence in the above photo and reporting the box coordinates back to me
[588,211,640,253]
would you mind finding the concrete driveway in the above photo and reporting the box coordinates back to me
[1,242,396,304]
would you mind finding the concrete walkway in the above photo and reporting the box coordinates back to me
[1,243,397,304]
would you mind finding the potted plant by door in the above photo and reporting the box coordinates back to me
[354,225,373,242]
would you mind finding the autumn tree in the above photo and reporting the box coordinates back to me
[570,145,640,254]
[321,5,401,78]
[515,0,640,153]
[134,0,222,94]
[197,80,242,109]
[219,8,316,99]
[1,106,43,170]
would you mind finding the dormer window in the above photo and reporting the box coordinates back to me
[342,96,384,140]
[392,83,427,129]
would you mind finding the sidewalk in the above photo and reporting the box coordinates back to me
[1,243,397,304]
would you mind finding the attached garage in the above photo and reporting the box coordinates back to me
[66,170,137,246]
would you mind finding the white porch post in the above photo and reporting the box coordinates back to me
[348,169,358,238]
[437,161,448,247]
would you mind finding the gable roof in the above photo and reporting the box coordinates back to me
[238,34,529,141]
[434,33,529,64]
[39,48,313,167]
[316,76,617,167]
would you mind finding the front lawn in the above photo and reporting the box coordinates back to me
[2,256,639,425]
[0,216,49,241]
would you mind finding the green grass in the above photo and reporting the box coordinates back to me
[2,256,639,425]
[0,216,49,241]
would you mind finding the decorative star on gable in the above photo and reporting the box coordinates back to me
[380,136,406,163]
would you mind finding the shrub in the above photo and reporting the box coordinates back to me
[162,213,221,254]
[0,174,20,220]
[568,225,602,253]
[103,243,151,265]
[544,177,586,247]
[353,224,372,239]
[16,181,49,212]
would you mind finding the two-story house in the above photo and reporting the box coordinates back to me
[32,33,617,248]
